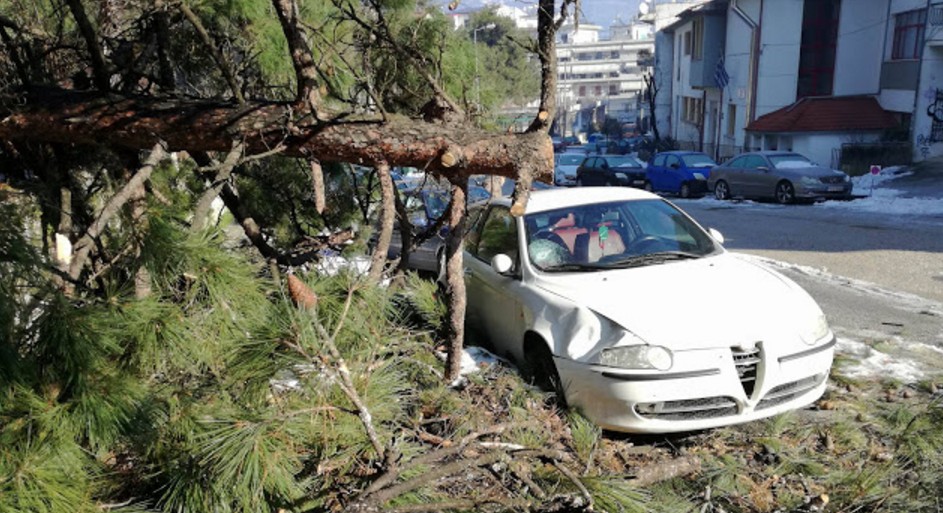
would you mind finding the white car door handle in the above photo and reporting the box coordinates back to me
[463,268,472,276]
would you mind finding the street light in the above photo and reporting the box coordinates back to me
[472,23,496,115]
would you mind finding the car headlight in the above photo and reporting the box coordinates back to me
[843,174,850,182]
[598,345,674,371]
[614,172,628,180]
[799,312,830,345]
[800,176,820,186]
[692,172,706,180]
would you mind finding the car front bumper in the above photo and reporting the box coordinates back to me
[555,335,835,433]
[797,183,853,199]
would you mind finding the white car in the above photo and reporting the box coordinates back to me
[460,187,835,433]
[554,153,585,186]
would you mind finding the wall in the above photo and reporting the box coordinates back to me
[913,46,943,160]
[654,29,676,138]
[725,0,759,150]
[833,0,888,95]
[792,132,884,168]
[754,0,803,117]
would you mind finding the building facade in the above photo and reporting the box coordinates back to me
[555,23,655,137]
[656,0,943,168]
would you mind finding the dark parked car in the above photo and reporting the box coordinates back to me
[576,155,647,187]
[708,151,852,204]
[645,151,717,198]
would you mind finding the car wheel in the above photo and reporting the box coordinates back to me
[680,182,691,198]
[775,181,796,204]
[643,181,653,192]
[524,338,567,407]
[714,180,730,200]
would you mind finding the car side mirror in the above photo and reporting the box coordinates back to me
[491,254,514,275]
[708,228,725,244]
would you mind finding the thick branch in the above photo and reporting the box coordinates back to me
[191,141,244,232]
[63,0,111,91]
[442,181,467,382]
[153,0,175,91]
[0,91,552,180]
[68,142,167,280]
[271,0,321,107]
[178,3,245,105]
[526,0,557,133]
[308,158,325,214]
[368,161,395,283]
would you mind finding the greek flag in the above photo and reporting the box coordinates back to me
[714,56,730,89]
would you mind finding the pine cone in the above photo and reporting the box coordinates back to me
[287,274,318,310]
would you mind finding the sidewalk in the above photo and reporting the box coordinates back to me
[825,158,943,219]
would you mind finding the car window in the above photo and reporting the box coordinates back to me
[629,200,705,250]
[558,154,583,166]
[725,156,747,169]
[475,207,519,264]
[681,153,717,168]
[744,155,769,169]
[523,199,717,271]
[653,154,666,167]
[464,205,489,251]
[665,155,681,168]
[769,154,815,169]
[606,156,642,168]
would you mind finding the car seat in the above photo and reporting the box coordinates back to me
[573,218,626,263]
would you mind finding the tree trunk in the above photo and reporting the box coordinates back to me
[0,92,553,182]
[368,162,395,283]
[443,181,467,382]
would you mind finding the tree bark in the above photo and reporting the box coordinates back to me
[368,161,395,283]
[442,181,467,382]
[0,91,553,182]
[309,159,325,215]
[191,142,245,232]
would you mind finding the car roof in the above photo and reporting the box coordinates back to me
[479,187,660,214]
[656,151,708,156]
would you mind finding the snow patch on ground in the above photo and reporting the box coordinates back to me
[836,337,943,383]
[459,346,509,375]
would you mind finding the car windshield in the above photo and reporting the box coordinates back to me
[681,154,717,167]
[557,154,584,165]
[524,199,719,272]
[769,154,815,169]
[607,157,642,168]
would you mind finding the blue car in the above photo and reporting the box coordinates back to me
[645,151,717,198]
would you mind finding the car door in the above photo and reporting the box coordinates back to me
[464,206,527,353]
[647,154,667,190]
[740,155,772,197]
[663,154,684,192]
[752,155,781,198]
[720,155,748,195]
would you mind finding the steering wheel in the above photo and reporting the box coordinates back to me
[534,229,567,247]
[627,235,670,254]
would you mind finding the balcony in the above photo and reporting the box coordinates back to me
[930,4,943,46]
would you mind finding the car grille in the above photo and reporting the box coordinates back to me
[756,374,824,410]
[732,346,761,398]
[635,396,739,420]
[820,176,845,184]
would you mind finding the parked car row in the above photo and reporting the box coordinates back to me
[556,149,853,204]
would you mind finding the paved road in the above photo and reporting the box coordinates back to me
[676,198,943,303]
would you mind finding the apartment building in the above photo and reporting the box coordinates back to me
[555,23,655,137]
[656,0,943,167]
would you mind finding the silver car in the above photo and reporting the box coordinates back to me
[708,151,852,204]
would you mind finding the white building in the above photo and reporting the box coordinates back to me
[555,22,655,137]
[656,0,943,168]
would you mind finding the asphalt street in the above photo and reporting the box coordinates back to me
[676,198,943,348]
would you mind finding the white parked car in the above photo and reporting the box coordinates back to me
[459,187,835,433]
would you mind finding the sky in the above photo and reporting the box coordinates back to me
[576,0,643,28]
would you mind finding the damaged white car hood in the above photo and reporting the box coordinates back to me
[530,253,820,357]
